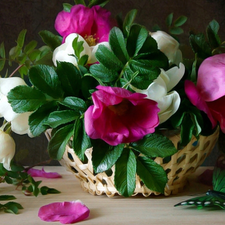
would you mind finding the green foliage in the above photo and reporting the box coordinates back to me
[165,13,187,36]
[0,163,60,214]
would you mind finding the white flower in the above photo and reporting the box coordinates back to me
[151,31,182,65]
[0,77,32,136]
[132,63,185,123]
[52,33,110,66]
[0,129,15,170]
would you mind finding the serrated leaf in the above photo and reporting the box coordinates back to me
[48,124,74,160]
[166,13,173,27]
[207,20,221,49]
[114,148,136,197]
[56,61,82,97]
[174,16,187,27]
[29,65,63,99]
[0,195,16,201]
[137,156,167,193]
[109,27,129,64]
[47,110,79,128]
[24,40,38,54]
[189,33,212,59]
[73,118,91,161]
[131,133,177,158]
[95,44,124,71]
[7,86,46,113]
[29,101,57,136]
[16,29,27,48]
[39,30,62,50]
[123,9,138,36]
[59,96,87,113]
[40,186,61,195]
[91,139,124,173]
[89,64,119,83]
[126,24,149,57]
[81,75,99,99]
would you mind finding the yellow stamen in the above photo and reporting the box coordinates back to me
[84,34,99,46]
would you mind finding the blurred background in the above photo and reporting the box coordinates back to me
[0,0,225,166]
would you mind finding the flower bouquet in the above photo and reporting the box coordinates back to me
[0,0,224,198]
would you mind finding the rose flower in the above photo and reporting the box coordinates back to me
[185,53,225,132]
[84,85,160,146]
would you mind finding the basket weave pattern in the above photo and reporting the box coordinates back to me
[46,128,219,197]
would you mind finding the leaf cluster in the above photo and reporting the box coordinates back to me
[0,30,61,78]
[6,9,179,197]
[0,163,60,214]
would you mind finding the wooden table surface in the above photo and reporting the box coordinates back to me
[1,166,224,225]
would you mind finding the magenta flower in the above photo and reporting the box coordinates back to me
[84,86,160,146]
[55,4,111,43]
[185,53,225,132]
[27,168,61,178]
[38,200,90,224]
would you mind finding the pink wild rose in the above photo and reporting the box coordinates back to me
[84,86,160,146]
[185,53,225,132]
[55,4,111,43]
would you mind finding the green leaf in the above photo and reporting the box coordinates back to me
[39,30,62,50]
[63,3,73,12]
[2,202,23,214]
[189,33,212,59]
[91,139,124,173]
[89,64,119,83]
[109,27,129,64]
[24,40,38,54]
[174,16,187,27]
[131,133,177,158]
[29,65,63,99]
[169,27,183,35]
[95,44,124,71]
[0,58,5,71]
[48,124,74,160]
[29,101,57,136]
[207,20,221,49]
[123,9,138,36]
[47,110,79,128]
[114,148,136,197]
[59,97,87,113]
[137,156,167,193]
[73,118,91,161]
[81,75,99,99]
[74,0,86,5]
[40,186,61,195]
[7,86,46,113]
[166,13,173,27]
[56,61,82,97]
[88,0,109,7]
[16,29,27,48]
[126,24,149,57]
[0,42,5,58]
[0,195,16,201]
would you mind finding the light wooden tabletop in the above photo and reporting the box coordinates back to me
[1,166,224,225]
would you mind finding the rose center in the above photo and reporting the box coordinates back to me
[84,34,98,46]
[108,99,132,116]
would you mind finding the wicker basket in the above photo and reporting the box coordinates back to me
[46,128,219,197]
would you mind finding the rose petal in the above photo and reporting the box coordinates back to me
[38,200,90,224]
[27,168,61,178]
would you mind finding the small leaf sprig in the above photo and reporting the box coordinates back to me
[0,163,60,214]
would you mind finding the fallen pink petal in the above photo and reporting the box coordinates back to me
[38,200,90,224]
[27,168,62,178]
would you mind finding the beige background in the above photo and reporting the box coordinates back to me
[0,0,224,165]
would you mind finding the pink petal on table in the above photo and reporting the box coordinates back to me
[27,168,61,178]
[198,169,213,186]
[38,200,90,224]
